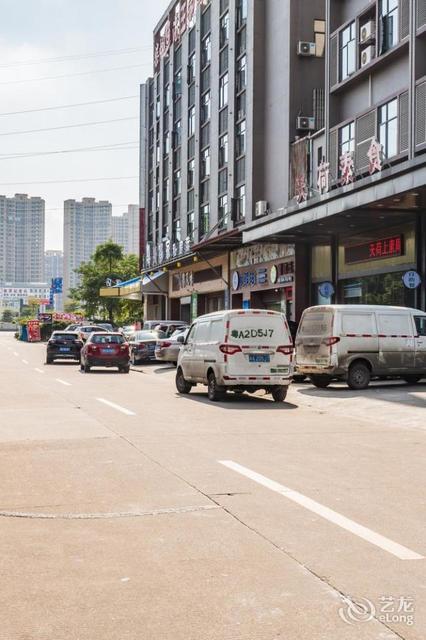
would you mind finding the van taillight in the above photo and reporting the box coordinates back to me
[324,336,340,346]
[219,344,242,355]
[120,344,128,352]
[276,345,294,355]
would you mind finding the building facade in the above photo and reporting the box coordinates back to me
[63,198,112,301]
[45,250,64,311]
[127,204,141,257]
[0,193,45,284]
[140,0,325,320]
[244,0,426,313]
[111,214,129,253]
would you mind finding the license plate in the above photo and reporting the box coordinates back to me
[59,347,70,352]
[102,348,114,353]
[249,354,270,363]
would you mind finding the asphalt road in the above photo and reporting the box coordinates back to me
[1,331,425,640]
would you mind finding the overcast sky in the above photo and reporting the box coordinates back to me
[0,0,169,249]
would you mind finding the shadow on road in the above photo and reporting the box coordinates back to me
[175,391,298,411]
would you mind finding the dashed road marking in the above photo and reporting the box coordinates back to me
[218,460,424,561]
[22,359,29,365]
[35,368,44,374]
[13,351,19,357]
[55,378,71,386]
[96,397,135,416]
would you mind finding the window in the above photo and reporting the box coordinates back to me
[236,120,246,156]
[236,184,246,219]
[164,84,170,109]
[187,210,195,239]
[188,82,195,106]
[188,106,195,136]
[218,195,228,227]
[174,119,182,147]
[188,135,195,158]
[220,46,229,74]
[201,66,210,93]
[201,91,211,124]
[236,0,248,28]
[220,13,229,47]
[201,147,210,179]
[219,133,228,168]
[163,130,170,155]
[379,98,398,158]
[201,123,210,147]
[188,28,196,53]
[380,0,399,53]
[163,178,169,203]
[202,34,211,67]
[174,70,182,99]
[340,21,356,80]
[200,180,210,204]
[237,27,246,56]
[200,204,210,235]
[220,0,229,13]
[187,158,195,188]
[218,168,228,193]
[236,55,247,92]
[173,169,181,197]
[339,121,355,157]
[201,6,211,38]
[188,53,196,83]
[219,107,228,134]
[187,189,195,212]
[219,73,229,108]
[174,97,182,120]
[173,216,181,242]
[415,316,426,336]
[236,157,245,183]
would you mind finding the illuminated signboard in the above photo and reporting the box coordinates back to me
[345,235,403,264]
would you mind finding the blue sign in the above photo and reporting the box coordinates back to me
[242,299,250,310]
[402,271,421,289]
[51,277,63,293]
[318,282,335,298]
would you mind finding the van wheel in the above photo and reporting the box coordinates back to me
[403,375,422,384]
[176,368,192,394]
[347,362,370,390]
[310,374,332,388]
[84,363,91,373]
[271,386,288,402]
[207,372,226,402]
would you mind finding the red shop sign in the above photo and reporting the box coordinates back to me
[345,235,403,265]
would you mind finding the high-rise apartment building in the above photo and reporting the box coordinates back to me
[0,193,45,283]
[63,198,112,300]
[111,214,129,253]
[127,204,141,257]
[45,250,64,311]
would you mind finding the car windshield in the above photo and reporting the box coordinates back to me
[53,333,79,340]
[91,334,124,344]
[82,326,105,332]
[170,329,188,339]
[135,331,163,340]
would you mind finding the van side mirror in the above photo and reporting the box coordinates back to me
[177,335,185,343]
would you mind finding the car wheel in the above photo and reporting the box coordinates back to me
[310,374,332,389]
[120,365,130,374]
[176,367,192,394]
[347,362,370,390]
[45,358,53,365]
[271,386,288,402]
[207,372,226,402]
[403,375,422,384]
[84,363,91,373]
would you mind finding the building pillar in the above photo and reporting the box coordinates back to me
[416,212,426,311]
[295,242,310,321]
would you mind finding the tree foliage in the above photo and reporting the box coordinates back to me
[69,240,140,323]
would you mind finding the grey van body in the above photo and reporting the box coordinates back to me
[295,305,426,389]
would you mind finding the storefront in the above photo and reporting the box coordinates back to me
[169,254,229,321]
[230,244,296,319]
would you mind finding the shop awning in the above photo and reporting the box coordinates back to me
[141,270,168,294]
[99,276,141,300]
[192,228,243,255]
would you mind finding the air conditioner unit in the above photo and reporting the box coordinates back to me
[361,45,375,67]
[360,21,375,44]
[255,201,269,217]
[297,41,316,57]
[296,116,316,131]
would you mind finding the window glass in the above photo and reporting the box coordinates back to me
[219,133,228,167]
[195,321,210,342]
[92,334,124,344]
[236,55,247,92]
[188,106,195,135]
[379,98,398,158]
[415,317,426,336]
[220,13,229,47]
[380,0,399,52]
[202,34,211,67]
[201,147,211,178]
[236,120,246,156]
[186,323,197,343]
[219,73,229,108]
[340,22,356,80]
[210,321,223,343]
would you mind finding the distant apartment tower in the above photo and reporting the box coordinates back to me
[45,250,64,310]
[111,214,129,253]
[127,204,140,256]
[63,198,112,300]
[0,193,45,283]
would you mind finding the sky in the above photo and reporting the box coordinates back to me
[0,0,170,249]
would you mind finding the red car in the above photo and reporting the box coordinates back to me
[80,332,130,373]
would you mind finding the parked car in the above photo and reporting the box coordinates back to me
[129,330,166,364]
[121,324,137,339]
[78,325,109,342]
[143,320,188,336]
[155,328,189,365]
[64,323,82,332]
[295,304,426,390]
[46,331,83,364]
[80,332,130,373]
[96,322,114,332]
[176,309,294,402]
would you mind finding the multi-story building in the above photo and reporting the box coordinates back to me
[111,214,129,253]
[45,250,64,311]
[63,198,112,300]
[0,193,45,284]
[127,204,141,257]
[246,0,426,313]
[140,0,325,321]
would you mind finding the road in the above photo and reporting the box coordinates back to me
[1,331,425,640]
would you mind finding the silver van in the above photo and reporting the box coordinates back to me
[295,305,426,389]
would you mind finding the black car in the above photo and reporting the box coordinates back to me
[129,330,166,364]
[46,331,83,364]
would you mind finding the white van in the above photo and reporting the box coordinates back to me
[176,309,294,402]
[295,305,426,389]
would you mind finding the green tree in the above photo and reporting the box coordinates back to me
[1,309,15,322]
[69,241,140,324]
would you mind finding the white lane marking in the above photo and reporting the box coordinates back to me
[22,359,29,365]
[218,460,424,561]
[55,378,71,387]
[35,368,45,374]
[13,351,19,357]
[96,397,135,416]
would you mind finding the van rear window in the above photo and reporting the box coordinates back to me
[299,311,332,336]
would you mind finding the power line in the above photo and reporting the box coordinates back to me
[0,176,138,186]
[0,141,139,160]
[0,63,149,85]
[0,95,139,117]
[0,46,151,69]
[0,116,138,137]
[46,203,137,211]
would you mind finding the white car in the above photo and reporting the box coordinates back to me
[295,304,426,389]
[176,309,294,402]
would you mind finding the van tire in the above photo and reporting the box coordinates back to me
[271,386,288,402]
[347,362,370,390]
[207,372,226,402]
[176,368,192,394]
[310,374,332,388]
[403,375,422,384]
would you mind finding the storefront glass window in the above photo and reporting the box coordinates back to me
[340,272,415,307]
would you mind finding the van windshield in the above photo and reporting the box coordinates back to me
[299,310,333,336]
[229,313,289,345]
